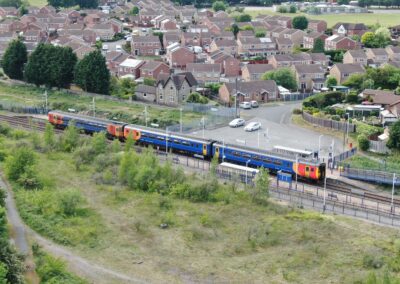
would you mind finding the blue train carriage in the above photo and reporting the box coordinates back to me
[212,142,295,174]
[48,111,110,134]
[123,124,214,158]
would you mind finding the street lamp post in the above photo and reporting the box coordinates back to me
[245,159,251,185]
[295,154,298,190]
[318,135,324,160]
[346,113,350,144]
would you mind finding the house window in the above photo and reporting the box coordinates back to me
[143,93,147,97]
[170,86,174,90]
[159,95,163,100]
[170,95,174,102]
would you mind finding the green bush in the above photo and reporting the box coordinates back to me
[358,135,370,151]
[58,190,84,217]
[303,91,345,109]
[292,108,302,115]
[186,92,209,104]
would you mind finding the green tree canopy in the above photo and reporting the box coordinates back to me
[312,38,325,53]
[325,76,337,88]
[74,50,110,95]
[387,120,400,150]
[262,68,297,90]
[0,0,21,7]
[212,1,227,11]
[292,16,308,30]
[129,6,139,15]
[24,44,77,88]
[2,40,27,80]
[235,14,252,22]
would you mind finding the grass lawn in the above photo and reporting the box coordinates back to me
[245,8,398,27]
[0,82,203,127]
[2,128,400,283]
[28,0,47,7]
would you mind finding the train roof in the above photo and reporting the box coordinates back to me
[215,142,323,166]
[219,162,259,173]
[273,145,314,156]
[50,110,213,144]
[49,110,126,126]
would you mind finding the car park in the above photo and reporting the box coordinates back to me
[229,118,245,128]
[244,122,261,132]
[239,102,251,109]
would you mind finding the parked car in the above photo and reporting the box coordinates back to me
[251,101,259,108]
[239,102,251,109]
[244,122,261,132]
[102,44,109,52]
[229,118,245,128]
[116,45,122,52]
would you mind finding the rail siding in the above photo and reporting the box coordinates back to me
[302,112,356,133]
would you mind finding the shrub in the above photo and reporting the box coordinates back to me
[58,190,84,217]
[186,92,208,104]
[331,115,340,121]
[292,108,302,115]
[5,147,36,182]
[358,135,370,151]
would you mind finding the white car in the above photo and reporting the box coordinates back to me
[116,45,122,52]
[239,102,251,109]
[251,100,259,108]
[229,118,245,128]
[244,122,261,132]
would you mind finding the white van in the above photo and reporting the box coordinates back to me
[116,45,122,52]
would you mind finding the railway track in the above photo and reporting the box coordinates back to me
[1,113,399,208]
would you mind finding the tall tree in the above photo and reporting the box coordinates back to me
[312,38,325,53]
[387,120,400,150]
[292,16,308,30]
[74,50,110,95]
[2,40,27,80]
[75,0,98,8]
[262,68,297,90]
[24,43,52,86]
[0,0,21,7]
[49,46,77,88]
[212,1,227,12]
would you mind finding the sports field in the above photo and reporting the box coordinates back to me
[246,8,399,27]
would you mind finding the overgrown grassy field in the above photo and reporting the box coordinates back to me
[0,82,202,127]
[1,125,400,282]
[344,153,400,173]
[246,8,398,27]
[28,0,47,7]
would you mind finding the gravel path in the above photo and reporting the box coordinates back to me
[1,174,146,284]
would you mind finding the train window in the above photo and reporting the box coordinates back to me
[263,158,272,163]
[253,156,262,161]
[311,168,314,172]
[306,167,309,172]
[182,141,190,146]
[274,160,282,166]
[243,154,251,159]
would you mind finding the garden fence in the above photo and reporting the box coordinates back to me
[302,112,356,133]
[369,140,390,154]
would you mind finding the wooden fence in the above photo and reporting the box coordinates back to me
[302,112,356,133]
[369,140,390,154]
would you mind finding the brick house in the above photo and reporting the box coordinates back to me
[242,64,274,81]
[208,51,241,77]
[131,35,161,56]
[140,61,170,79]
[218,80,278,104]
[303,32,328,49]
[135,84,157,103]
[160,19,177,31]
[275,37,293,54]
[365,48,389,67]
[268,53,312,69]
[186,63,222,85]
[166,44,196,69]
[292,64,326,91]
[329,63,365,84]
[163,32,181,48]
[281,29,305,46]
[333,23,368,37]
[325,35,359,51]
[91,23,115,41]
[156,72,198,106]
[106,51,129,75]
[23,29,46,43]
[0,7,18,18]
[307,19,327,33]
[343,50,368,65]
[0,31,16,42]
[237,37,276,57]
[0,19,24,33]
[385,46,400,62]
[310,53,330,66]
[117,58,145,78]
[181,32,201,47]
[209,39,237,56]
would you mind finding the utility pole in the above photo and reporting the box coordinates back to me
[92,97,96,117]
[180,108,183,133]
[323,173,327,212]
[145,106,148,127]
[44,90,48,112]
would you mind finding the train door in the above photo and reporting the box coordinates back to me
[215,146,220,159]
[305,165,310,178]
[202,144,207,156]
